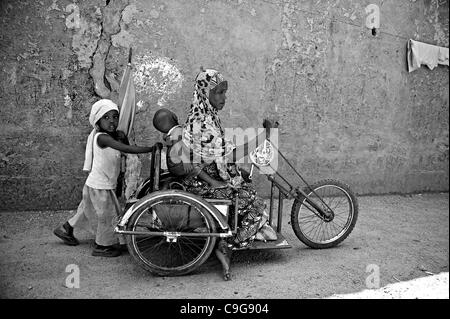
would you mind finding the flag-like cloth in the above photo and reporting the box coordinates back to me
[116,50,136,199]
[117,61,136,138]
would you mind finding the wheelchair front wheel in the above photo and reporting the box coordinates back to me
[290,179,358,249]
[126,191,217,276]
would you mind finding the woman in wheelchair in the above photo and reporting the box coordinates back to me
[153,108,228,189]
[153,68,276,251]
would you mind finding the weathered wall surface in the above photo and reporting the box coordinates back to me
[0,0,448,211]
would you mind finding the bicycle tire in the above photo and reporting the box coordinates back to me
[126,191,217,276]
[290,179,358,249]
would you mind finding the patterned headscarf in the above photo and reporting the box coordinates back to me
[182,68,235,161]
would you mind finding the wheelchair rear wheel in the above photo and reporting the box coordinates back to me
[126,192,217,276]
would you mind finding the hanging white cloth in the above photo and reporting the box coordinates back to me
[407,39,449,72]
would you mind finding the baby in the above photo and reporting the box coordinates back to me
[152,108,228,188]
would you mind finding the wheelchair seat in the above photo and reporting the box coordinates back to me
[134,142,185,198]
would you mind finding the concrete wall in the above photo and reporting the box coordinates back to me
[0,0,448,211]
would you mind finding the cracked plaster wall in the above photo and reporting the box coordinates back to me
[0,0,448,211]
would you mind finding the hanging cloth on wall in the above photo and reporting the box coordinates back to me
[117,48,136,138]
[407,39,449,72]
[116,48,138,199]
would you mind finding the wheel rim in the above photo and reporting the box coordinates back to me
[298,184,354,245]
[130,198,214,272]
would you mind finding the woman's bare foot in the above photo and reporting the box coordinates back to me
[209,180,228,189]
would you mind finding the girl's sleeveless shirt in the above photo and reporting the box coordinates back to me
[85,133,121,190]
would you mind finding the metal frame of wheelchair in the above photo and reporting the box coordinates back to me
[115,142,358,277]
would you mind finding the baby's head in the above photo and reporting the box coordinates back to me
[153,108,179,134]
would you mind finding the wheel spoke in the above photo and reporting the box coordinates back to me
[136,236,165,252]
[127,195,217,274]
[179,237,207,255]
[294,182,357,246]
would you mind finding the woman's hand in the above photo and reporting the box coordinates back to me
[262,119,279,140]
[239,168,252,183]
[262,119,279,129]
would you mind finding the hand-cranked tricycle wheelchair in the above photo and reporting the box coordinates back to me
[114,128,359,280]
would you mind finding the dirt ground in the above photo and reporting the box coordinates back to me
[0,193,448,299]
